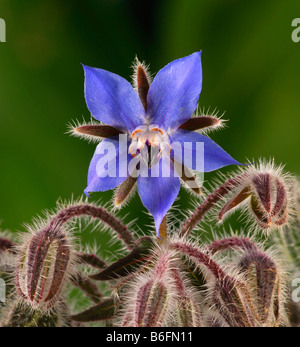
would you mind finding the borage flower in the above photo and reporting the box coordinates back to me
[73,52,241,236]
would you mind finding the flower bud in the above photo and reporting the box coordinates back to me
[134,280,169,327]
[175,297,201,327]
[218,162,293,232]
[239,250,283,326]
[15,228,72,309]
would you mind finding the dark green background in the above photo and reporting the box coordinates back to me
[0,0,299,236]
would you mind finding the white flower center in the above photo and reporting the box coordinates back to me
[129,125,171,168]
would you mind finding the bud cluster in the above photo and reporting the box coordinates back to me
[0,162,297,327]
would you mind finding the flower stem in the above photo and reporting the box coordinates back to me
[48,204,135,250]
[179,175,244,237]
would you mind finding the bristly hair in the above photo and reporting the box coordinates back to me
[211,158,296,235]
[131,56,153,92]
[189,106,227,136]
[67,117,109,144]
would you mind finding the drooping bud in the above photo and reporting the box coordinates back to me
[239,250,283,326]
[15,228,72,309]
[171,237,287,327]
[213,276,258,327]
[217,162,293,233]
[175,297,201,327]
[134,280,169,327]
[170,267,202,327]
[208,236,286,326]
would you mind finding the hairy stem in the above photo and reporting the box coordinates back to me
[180,175,244,237]
[48,204,135,250]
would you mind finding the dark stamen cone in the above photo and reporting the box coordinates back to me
[179,116,221,132]
[137,65,150,110]
[75,125,123,138]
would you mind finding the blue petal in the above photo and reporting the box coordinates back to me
[137,159,180,237]
[147,52,202,131]
[83,65,145,132]
[170,129,242,172]
[85,136,132,195]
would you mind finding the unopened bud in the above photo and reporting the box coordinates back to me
[239,250,283,326]
[15,228,72,309]
[134,280,168,327]
[175,297,201,327]
[218,162,293,232]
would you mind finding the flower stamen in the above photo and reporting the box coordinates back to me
[129,125,170,168]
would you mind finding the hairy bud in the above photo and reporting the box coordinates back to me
[134,280,169,327]
[218,161,294,233]
[15,228,72,309]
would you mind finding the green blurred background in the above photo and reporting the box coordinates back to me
[0,0,300,237]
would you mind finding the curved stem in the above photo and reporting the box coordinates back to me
[179,175,244,237]
[47,204,135,250]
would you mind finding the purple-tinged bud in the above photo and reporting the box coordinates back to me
[170,267,202,327]
[208,236,286,326]
[239,250,284,326]
[213,277,258,327]
[15,228,72,309]
[171,238,287,327]
[134,280,169,327]
[175,297,201,327]
[218,161,294,233]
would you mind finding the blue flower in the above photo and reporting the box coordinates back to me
[75,52,241,237]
